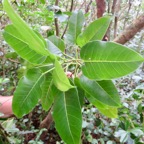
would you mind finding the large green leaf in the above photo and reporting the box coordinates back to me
[3,25,46,64]
[81,41,144,80]
[53,59,74,91]
[77,16,111,47]
[65,11,85,44]
[3,0,49,56]
[48,35,65,52]
[41,73,54,111]
[52,88,82,144]
[12,68,44,118]
[80,75,120,107]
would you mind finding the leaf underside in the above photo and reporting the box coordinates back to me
[3,25,46,64]
[41,73,54,111]
[53,59,74,91]
[3,0,49,56]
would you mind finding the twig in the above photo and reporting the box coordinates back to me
[8,58,20,64]
[61,0,74,39]
[85,0,92,13]
[54,0,59,36]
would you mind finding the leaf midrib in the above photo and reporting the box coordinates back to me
[64,93,75,143]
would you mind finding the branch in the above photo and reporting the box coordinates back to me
[113,14,144,44]
[61,0,74,39]
[85,0,92,13]
[55,0,59,36]
[95,0,106,18]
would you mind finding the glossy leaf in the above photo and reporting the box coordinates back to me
[66,11,85,44]
[52,88,82,144]
[41,73,54,111]
[3,25,46,64]
[12,68,44,118]
[81,41,144,80]
[77,16,111,47]
[3,0,50,56]
[48,35,65,52]
[53,59,74,91]
[80,75,120,107]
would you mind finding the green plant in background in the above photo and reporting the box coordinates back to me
[2,0,144,143]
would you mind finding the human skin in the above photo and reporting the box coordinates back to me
[0,96,13,117]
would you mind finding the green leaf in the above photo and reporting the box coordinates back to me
[48,35,65,52]
[46,39,62,57]
[12,68,44,118]
[98,107,118,118]
[52,88,82,144]
[86,93,118,118]
[39,0,45,4]
[3,0,50,56]
[80,41,144,80]
[66,11,85,44]
[41,73,54,111]
[3,25,46,64]
[53,59,74,91]
[77,16,111,47]
[80,75,120,107]
[74,77,85,107]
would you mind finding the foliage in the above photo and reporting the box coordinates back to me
[1,0,144,143]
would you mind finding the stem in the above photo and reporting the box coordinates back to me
[61,0,74,39]
[55,0,59,36]
[62,53,74,59]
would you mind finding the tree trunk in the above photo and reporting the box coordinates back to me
[95,0,106,18]
[114,14,144,44]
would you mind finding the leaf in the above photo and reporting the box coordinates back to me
[53,59,74,91]
[80,75,120,107]
[87,95,118,118]
[39,0,45,4]
[41,73,54,111]
[114,130,129,143]
[12,68,44,118]
[77,16,111,47]
[46,39,62,57]
[74,77,85,107]
[48,35,65,52]
[80,41,144,80]
[3,0,50,56]
[98,107,118,118]
[3,25,46,64]
[65,11,85,44]
[52,88,82,144]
